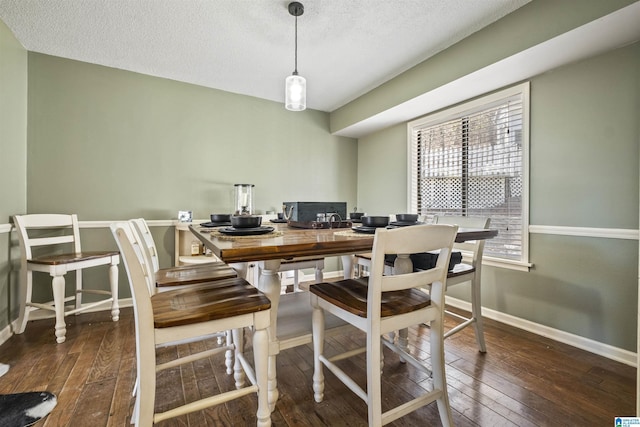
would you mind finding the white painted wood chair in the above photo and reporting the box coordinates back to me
[310,224,457,426]
[13,214,119,343]
[434,215,490,352]
[111,222,272,426]
[130,218,237,290]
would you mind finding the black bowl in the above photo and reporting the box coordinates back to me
[231,215,262,228]
[396,214,419,223]
[350,212,364,220]
[361,216,389,227]
[211,213,231,223]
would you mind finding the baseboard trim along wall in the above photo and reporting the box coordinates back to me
[446,295,637,367]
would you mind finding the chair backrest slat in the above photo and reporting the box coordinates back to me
[13,214,82,260]
[131,218,160,273]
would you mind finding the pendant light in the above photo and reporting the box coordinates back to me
[285,2,306,111]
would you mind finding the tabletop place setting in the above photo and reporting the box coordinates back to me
[351,213,424,234]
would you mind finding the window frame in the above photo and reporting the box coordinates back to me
[407,82,531,271]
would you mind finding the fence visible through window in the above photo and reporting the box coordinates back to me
[409,85,528,262]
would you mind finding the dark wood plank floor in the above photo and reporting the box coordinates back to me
[0,303,635,426]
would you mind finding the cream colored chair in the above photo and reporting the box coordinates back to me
[310,224,457,426]
[111,222,272,426]
[434,215,490,352]
[13,214,119,343]
[130,218,237,290]
[354,215,491,353]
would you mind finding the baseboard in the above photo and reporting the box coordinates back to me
[0,324,12,348]
[446,295,637,367]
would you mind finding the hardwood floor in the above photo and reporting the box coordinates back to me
[0,303,635,426]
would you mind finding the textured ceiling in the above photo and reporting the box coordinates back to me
[0,0,531,112]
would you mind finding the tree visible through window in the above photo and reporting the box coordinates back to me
[408,84,529,263]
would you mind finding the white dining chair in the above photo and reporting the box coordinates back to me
[111,221,272,426]
[130,218,237,290]
[434,215,491,352]
[310,224,457,426]
[13,214,120,343]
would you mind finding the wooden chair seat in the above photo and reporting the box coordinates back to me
[155,262,237,287]
[309,278,431,318]
[447,262,474,278]
[152,277,271,328]
[28,251,119,265]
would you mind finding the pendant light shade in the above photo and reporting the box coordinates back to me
[285,73,306,111]
[285,2,306,111]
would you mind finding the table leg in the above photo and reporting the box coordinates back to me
[230,262,249,281]
[258,259,282,412]
[341,255,355,279]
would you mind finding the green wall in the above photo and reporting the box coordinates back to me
[23,53,357,302]
[0,20,27,330]
[27,54,357,219]
[357,42,640,351]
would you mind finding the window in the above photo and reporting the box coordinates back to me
[408,83,529,266]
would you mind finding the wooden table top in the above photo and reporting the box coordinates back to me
[190,223,497,264]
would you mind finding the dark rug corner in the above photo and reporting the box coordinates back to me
[0,391,57,427]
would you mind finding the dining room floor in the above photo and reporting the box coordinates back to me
[0,299,635,426]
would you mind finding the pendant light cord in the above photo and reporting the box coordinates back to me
[294,15,298,74]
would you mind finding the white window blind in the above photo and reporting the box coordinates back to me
[408,84,529,263]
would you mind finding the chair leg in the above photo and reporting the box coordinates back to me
[232,328,246,388]
[109,262,120,322]
[51,274,67,344]
[366,330,384,426]
[470,277,486,353]
[131,380,140,425]
[253,325,271,427]
[311,301,325,403]
[314,262,323,283]
[136,337,156,427]
[430,313,453,426]
[293,270,299,292]
[14,270,32,334]
[397,328,409,363]
[75,269,82,311]
[224,330,234,375]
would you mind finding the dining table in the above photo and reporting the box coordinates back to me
[189,221,498,411]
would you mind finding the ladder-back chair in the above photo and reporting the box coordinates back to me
[310,224,457,426]
[111,222,272,426]
[13,214,119,343]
